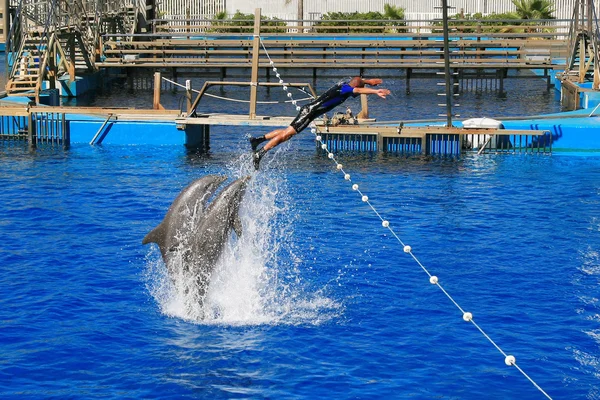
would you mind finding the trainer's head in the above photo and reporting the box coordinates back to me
[349,77,365,88]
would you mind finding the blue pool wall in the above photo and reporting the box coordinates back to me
[67,114,185,145]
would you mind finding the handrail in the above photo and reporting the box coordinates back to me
[149,17,570,24]
[30,0,59,98]
[34,32,55,96]
[6,0,24,78]
[37,0,58,54]
[58,0,99,63]
[590,2,600,89]
[144,17,571,38]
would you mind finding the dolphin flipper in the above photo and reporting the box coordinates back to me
[232,213,243,237]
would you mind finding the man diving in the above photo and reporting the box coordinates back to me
[249,76,391,170]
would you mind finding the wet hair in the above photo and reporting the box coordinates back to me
[349,76,365,88]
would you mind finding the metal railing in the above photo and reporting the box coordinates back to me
[31,111,69,147]
[149,16,571,37]
[5,0,24,79]
[0,110,69,149]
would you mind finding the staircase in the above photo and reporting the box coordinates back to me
[5,0,148,101]
[6,34,44,96]
[561,0,600,88]
[56,31,97,79]
[102,3,139,39]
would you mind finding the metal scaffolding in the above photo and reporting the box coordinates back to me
[562,0,600,89]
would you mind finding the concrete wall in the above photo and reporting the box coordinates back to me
[68,115,186,145]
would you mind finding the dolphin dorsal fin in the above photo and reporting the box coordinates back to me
[142,222,168,256]
[142,221,169,260]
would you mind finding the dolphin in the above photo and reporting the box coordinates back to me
[142,175,228,266]
[142,175,251,309]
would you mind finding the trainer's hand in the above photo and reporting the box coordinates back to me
[377,89,391,99]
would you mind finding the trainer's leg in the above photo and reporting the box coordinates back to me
[265,128,289,140]
[249,128,287,151]
[252,126,298,170]
[263,126,298,151]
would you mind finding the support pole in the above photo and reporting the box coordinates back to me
[249,8,261,119]
[153,71,163,110]
[48,41,56,90]
[89,114,114,145]
[62,113,70,150]
[185,79,192,114]
[28,113,36,150]
[357,94,369,119]
[441,0,453,127]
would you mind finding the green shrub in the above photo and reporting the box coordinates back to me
[313,6,406,33]
[209,10,286,33]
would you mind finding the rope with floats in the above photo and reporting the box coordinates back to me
[161,77,312,105]
[256,35,553,399]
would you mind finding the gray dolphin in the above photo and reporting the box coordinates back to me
[142,175,251,310]
[142,175,228,267]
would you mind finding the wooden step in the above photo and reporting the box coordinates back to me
[8,80,38,86]
[6,90,37,96]
[7,84,38,91]
[11,75,40,81]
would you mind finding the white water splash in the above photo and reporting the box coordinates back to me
[144,150,341,325]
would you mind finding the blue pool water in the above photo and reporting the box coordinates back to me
[1,140,599,399]
[1,73,599,399]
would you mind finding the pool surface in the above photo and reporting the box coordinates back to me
[0,139,599,398]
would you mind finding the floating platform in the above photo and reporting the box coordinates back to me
[0,92,598,155]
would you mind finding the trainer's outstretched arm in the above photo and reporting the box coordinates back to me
[353,87,391,98]
[362,78,383,86]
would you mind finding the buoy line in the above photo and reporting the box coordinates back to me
[257,35,552,399]
[161,77,312,105]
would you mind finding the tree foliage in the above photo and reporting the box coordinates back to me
[210,10,286,33]
[511,0,556,19]
[314,5,406,33]
[383,4,405,20]
[431,10,555,34]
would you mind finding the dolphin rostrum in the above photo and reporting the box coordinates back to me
[143,175,251,310]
